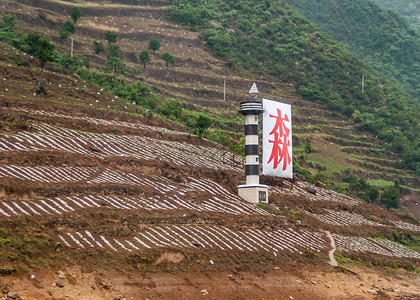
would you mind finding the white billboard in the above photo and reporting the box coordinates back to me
[262,98,293,179]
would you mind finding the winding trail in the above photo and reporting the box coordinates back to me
[324,231,338,267]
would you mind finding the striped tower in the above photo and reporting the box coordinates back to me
[237,84,268,204]
[241,101,262,185]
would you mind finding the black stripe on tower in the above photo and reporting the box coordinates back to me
[245,145,259,156]
[245,124,259,135]
[245,165,259,176]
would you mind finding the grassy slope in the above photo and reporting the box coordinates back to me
[283,0,420,100]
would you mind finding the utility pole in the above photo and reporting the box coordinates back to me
[361,74,364,94]
[71,37,74,57]
[223,79,226,101]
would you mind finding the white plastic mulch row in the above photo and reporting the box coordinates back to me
[0,168,273,217]
[305,210,385,227]
[0,164,177,189]
[0,191,270,218]
[10,107,186,136]
[57,225,327,255]
[270,181,359,206]
[392,221,420,232]
[0,122,242,172]
[0,165,95,183]
[332,233,420,259]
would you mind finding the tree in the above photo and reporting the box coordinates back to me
[81,54,90,68]
[156,98,182,120]
[58,51,81,72]
[196,115,211,138]
[365,187,379,203]
[108,44,120,58]
[380,186,400,209]
[148,38,161,57]
[352,109,363,122]
[1,13,16,28]
[24,34,56,70]
[139,50,151,69]
[93,40,105,54]
[105,31,117,44]
[105,56,125,77]
[304,140,313,159]
[139,50,151,68]
[161,52,175,68]
[59,20,75,40]
[70,6,82,24]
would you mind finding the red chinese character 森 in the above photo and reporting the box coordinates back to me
[267,108,291,171]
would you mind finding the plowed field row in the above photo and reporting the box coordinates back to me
[56,225,327,255]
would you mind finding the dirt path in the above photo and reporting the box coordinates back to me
[324,231,339,267]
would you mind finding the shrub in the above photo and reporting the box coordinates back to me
[148,38,161,57]
[59,20,75,40]
[161,52,175,67]
[380,186,400,209]
[195,115,211,138]
[70,6,82,24]
[93,40,105,54]
[139,50,151,68]
[105,31,117,44]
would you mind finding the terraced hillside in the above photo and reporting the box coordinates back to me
[1,0,419,214]
[0,41,419,299]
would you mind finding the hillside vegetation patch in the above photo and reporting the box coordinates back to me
[169,0,420,175]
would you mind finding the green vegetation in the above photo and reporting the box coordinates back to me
[24,34,56,70]
[0,14,57,70]
[93,40,105,54]
[161,52,175,68]
[101,32,125,77]
[59,8,81,40]
[195,115,211,138]
[71,66,233,143]
[139,50,151,68]
[107,43,120,58]
[70,6,82,24]
[334,252,364,265]
[0,10,418,206]
[105,56,125,77]
[380,186,400,209]
[58,20,75,40]
[367,179,394,188]
[169,0,420,176]
[391,231,420,250]
[148,38,161,57]
[93,40,106,56]
[283,0,420,100]
[341,170,379,203]
[105,31,117,44]
[304,140,313,159]
[371,0,420,33]
[58,51,82,72]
